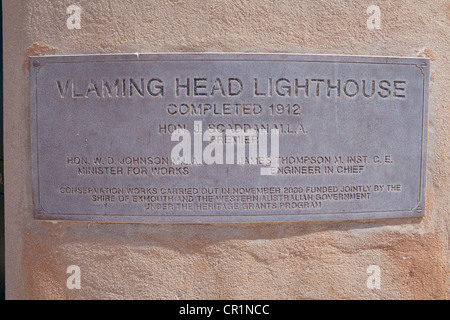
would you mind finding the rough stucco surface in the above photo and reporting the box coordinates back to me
[3,0,449,299]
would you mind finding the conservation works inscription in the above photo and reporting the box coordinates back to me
[29,53,429,222]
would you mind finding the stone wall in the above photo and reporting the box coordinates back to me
[4,0,448,299]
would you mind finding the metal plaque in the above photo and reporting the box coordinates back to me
[30,53,429,223]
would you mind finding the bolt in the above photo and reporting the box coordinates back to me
[33,60,40,68]
[416,206,423,212]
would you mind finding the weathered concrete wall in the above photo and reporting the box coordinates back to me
[4,0,448,299]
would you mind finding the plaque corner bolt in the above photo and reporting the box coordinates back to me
[33,60,40,68]
[36,210,46,218]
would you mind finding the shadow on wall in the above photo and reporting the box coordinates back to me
[32,216,424,254]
